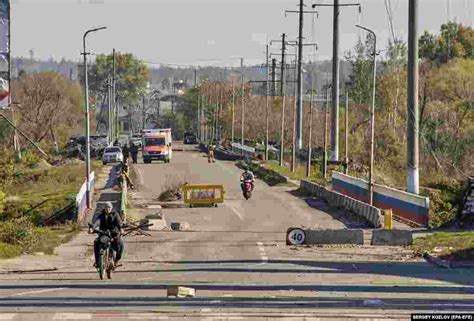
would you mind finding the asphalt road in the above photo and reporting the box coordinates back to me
[0,144,473,320]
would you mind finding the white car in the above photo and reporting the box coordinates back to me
[102,147,124,165]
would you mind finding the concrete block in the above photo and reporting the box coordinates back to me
[167,286,196,298]
[170,222,190,231]
[304,229,364,245]
[371,229,413,246]
[148,218,167,231]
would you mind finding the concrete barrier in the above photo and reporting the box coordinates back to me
[332,171,430,226]
[371,229,413,246]
[300,180,382,228]
[287,227,364,245]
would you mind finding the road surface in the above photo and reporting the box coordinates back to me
[0,144,473,320]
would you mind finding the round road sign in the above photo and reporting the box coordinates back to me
[287,228,306,245]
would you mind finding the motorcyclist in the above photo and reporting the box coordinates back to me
[91,201,124,269]
[240,166,255,192]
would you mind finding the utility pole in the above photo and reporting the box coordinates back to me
[231,79,235,151]
[312,2,361,162]
[112,49,117,142]
[82,26,106,209]
[265,44,270,162]
[271,58,277,96]
[296,0,304,152]
[107,77,112,145]
[344,91,349,174]
[291,59,298,172]
[194,68,197,87]
[407,0,419,195]
[241,58,245,157]
[280,34,286,166]
[285,3,319,152]
[306,75,314,178]
[331,0,340,161]
[7,2,21,162]
[323,86,329,179]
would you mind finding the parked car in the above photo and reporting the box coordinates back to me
[102,146,124,165]
[131,134,142,147]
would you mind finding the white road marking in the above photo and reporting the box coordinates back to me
[137,277,153,281]
[257,242,268,263]
[0,314,16,320]
[52,313,92,320]
[227,205,244,221]
[7,287,67,297]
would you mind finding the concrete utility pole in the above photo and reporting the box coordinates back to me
[241,58,245,157]
[296,0,304,151]
[107,77,112,145]
[356,24,377,206]
[231,80,235,151]
[82,26,106,209]
[407,0,419,194]
[306,75,314,178]
[112,48,117,142]
[291,59,298,172]
[280,34,286,166]
[271,58,277,97]
[323,87,329,179]
[285,3,319,152]
[344,91,349,174]
[265,44,270,162]
[312,1,361,162]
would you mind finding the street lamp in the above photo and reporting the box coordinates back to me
[356,24,377,206]
[82,26,106,209]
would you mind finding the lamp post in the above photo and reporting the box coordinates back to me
[82,26,106,209]
[356,24,377,206]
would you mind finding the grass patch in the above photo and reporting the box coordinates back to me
[0,242,22,259]
[1,160,102,222]
[411,231,474,261]
[262,161,329,186]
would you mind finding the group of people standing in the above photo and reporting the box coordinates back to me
[114,140,139,164]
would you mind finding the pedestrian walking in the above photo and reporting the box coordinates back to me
[122,144,130,163]
[130,143,139,164]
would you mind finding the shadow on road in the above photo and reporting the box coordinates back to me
[0,295,473,311]
[1,259,473,288]
[286,190,373,229]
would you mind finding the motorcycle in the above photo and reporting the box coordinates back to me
[88,223,119,280]
[241,179,253,200]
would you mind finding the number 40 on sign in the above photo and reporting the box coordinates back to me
[287,228,306,245]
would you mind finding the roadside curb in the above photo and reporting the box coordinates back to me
[423,252,474,269]
[371,229,413,246]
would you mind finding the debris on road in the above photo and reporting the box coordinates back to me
[171,222,190,231]
[167,286,196,298]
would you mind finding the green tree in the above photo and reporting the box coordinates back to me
[419,22,474,64]
[87,52,149,105]
[345,34,374,105]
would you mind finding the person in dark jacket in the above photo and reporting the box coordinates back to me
[122,144,130,163]
[130,143,139,164]
[91,202,124,268]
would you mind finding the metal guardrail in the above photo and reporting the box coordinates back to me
[183,184,225,207]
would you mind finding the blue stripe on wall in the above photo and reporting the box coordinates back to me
[333,178,428,225]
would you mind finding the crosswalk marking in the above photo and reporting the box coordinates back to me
[0,314,16,320]
[52,313,92,320]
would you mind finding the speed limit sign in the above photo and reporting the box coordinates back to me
[287,228,306,245]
